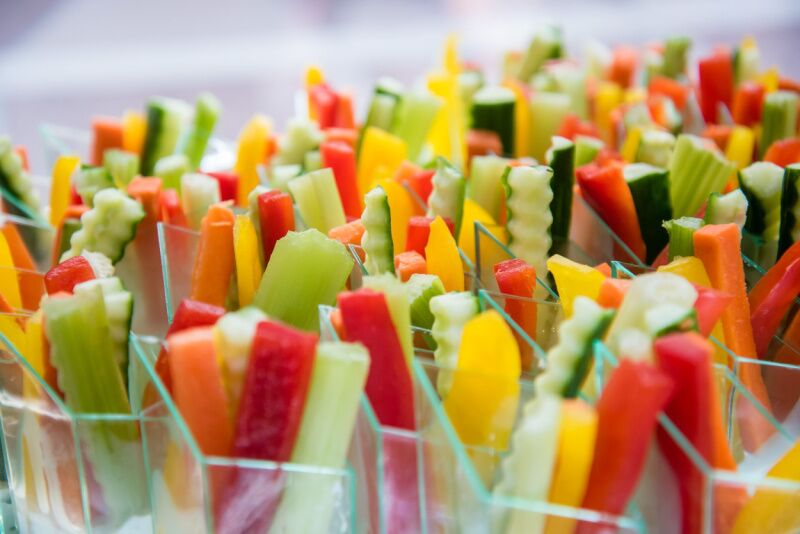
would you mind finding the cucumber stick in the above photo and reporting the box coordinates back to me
[664,216,703,260]
[469,154,509,222]
[503,164,554,274]
[276,118,323,166]
[637,130,675,168]
[624,163,672,263]
[517,25,563,81]
[662,36,690,79]
[574,135,604,167]
[534,296,614,398]
[74,165,114,207]
[179,92,221,170]
[154,154,190,191]
[705,189,748,230]
[406,273,445,349]
[304,150,322,172]
[103,149,140,188]
[288,167,346,233]
[216,306,267,413]
[81,250,115,278]
[739,161,784,241]
[359,78,404,153]
[63,188,145,264]
[778,164,800,258]
[545,136,575,243]
[430,291,479,396]
[361,186,394,275]
[181,173,221,230]
[644,304,697,337]
[529,92,571,162]
[760,91,798,158]
[252,229,352,332]
[391,90,442,162]
[363,273,414,366]
[669,134,735,219]
[270,341,369,534]
[470,86,516,156]
[269,164,303,193]
[141,97,191,175]
[428,157,467,236]
[0,136,41,217]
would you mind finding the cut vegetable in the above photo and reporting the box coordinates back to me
[190,205,235,308]
[430,291,479,395]
[778,164,800,258]
[425,215,464,292]
[664,216,704,260]
[546,136,575,243]
[361,186,394,275]
[181,173,221,230]
[233,215,262,307]
[90,117,124,166]
[494,258,538,371]
[391,90,443,161]
[503,164,553,274]
[406,273,445,346]
[215,306,267,414]
[529,92,571,161]
[760,90,798,158]
[363,273,414,366]
[288,167,347,233]
[517,25,563,81]
[320,140,362,218]
[624,163,671,263]
[141,97,190,175]
[154,154,189,192]
[705,189,748,230]
[470,85,516,156]
[235,115,272,205]
[427,157,466,236]
[546,255,606,317]
[179,92,221,170]
[468,154,509,222]
[257,189,295,267]
[739,161,784,241]
[74,166,114,207]
[103,149,140,188]
[669,134,735,219]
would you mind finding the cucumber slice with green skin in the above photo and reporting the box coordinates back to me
[550,63,588,120]
[288,168,347,233]
[705,189,748,230]
[459,70,485,123]
[57,218,82,261]
[303,150,322,172]
[427,157,467,237]
[74,165,114,207]
[73,277,133,386]
[391,90,443,162]
[358,78,405,154]
[268,163,303,193]
[179,92,221,170]
[517,25,563,82]
[275,118,323,166]
[669,134,735,219]
[574,135,604,167]
[760,91,798,158]
[545,136,575,244]
[361,186,394,275]
[141,97,191,175]
[636,130,675,168]
[180,173,221,230]
[535,296,614,398]
[468,154,509,222]
[644,304,698,338]
[405,273,445,349]
[739,161,784,241]
[471,85,516,156]
[529,92,570,162]
[429,291,479,396]
[363,273,414,365]
[503,164,554,274]
[778,164,800,259]
[103,149,140,188]
[624,163,672,263]
[733,43,760,85]
[662,36,691,79]
[0,137,42,217]
[154,153,189,191]
[63,188,145,264]
[664,216,704,260]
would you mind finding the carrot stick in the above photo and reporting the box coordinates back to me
[190,205,235,308]
[394,251,427,282]
[127,177,163,223]
[1,223,44,310]
[693,223,774,451]
[90,116,124,166]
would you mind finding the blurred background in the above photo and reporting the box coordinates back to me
[2,0,800,172]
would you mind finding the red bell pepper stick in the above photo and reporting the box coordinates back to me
[701,124,733,152]
[576,163,647,262]
[493,258,537,372]
[160,188,189,228]
[216,319,317,534]
[257,190,295,266]
[578,360,673,526]
[405,216,454,258]
[763,138,800,167]
[127,176,163,223]
[731,81,764,127]
[335,91,355,129]
[698,51,734,123]
[466,129,503,161]
[206,171,239,203]
[751,238,800,310]
[310,83,340,130]
[750,258,800,357]
[606,46,638,89]
[395,162,434,209]
[44,255,96,295]
[693,285,732,337]
[90,116,124,166]
[324,127,358,149]
[320,140,362,218]
[556,114,602,141]
[338,288,415,430]
[654,332,744,534]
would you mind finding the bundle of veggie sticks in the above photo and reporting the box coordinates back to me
[0,26,798,534]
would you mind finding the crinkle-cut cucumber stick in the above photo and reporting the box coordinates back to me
[427,156,466,236]
[739,161,784,243]
[62,188,145,264]
[288,167,347,233]
[141,97,191,175]
[361,185,394,275]
[502,164,553,275]
[705,189,748,230]
[103,149,140,189]
[778,164,800,258]
[74,165,114,206]
[429,291,479,396]
[624,162,672,263]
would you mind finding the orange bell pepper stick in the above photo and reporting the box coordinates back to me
[1,223,44,310]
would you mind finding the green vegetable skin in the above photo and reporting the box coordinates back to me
[624,163,672,263]
[103,149,140,188]
[252,229,352,332]
[503,164,554,275]
[636,130,675,168]
[288,168,347,233]
[546,136,575,244]
[0,136,41,217]
[427,157,467,236]
[778,164,800,258]
[470,85,516,156]
[705,189,748,230]
[469,154,509,222]
[74,165,114,206]
[361,186,394,275]
[406,273,445,349]
[517,25,563,82]
[62,188,145,264]
[363,273,414,365]
[535,296,614,398]
[669,134,735,219]
[180,92,221,170]
[269,341,369,534]
[760,91,798,158]
[141,97,191,175]
[154,153,190,191]
[664,216,703,260]
[359,78,404,154]
[391,90,442,162]
[661,36,691,79]
[573,135,604,167]
[429,291,479,396]
[739,161,784,241]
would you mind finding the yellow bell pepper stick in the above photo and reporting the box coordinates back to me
[458,198,501,266]
[233,215,262,307]
[624,87,647,105]
[122,110,146,155]
[759,67,780,94]
[444,310,520,451]
[502,80,530,159]
[443,34,460,77]
[305,65,325,120]
[426,216,464,292]
[427,73,467,169]
[49,155,80,227]
[620,126,642,163]
[0,233,22,310]
[545,399,598,534]
[594,81,623,144]
[234,115,271,207]
[357,127,407,197]
[546,255,606,317]
[378,179,414,253]
[725,126,755,170]
[23,311,45,377]
[732,439,800,533]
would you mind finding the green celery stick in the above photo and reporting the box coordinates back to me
[364,273,414,365]
[528,92,570,161]
[550,63,588,120]
[469,154,509,222]
[391,90,443,162]
[103,149,140,188]
[269,341,369,534]
[761,91,799,158]
[662,36,691,79]
[268,164,302,193]
[275,118,322,165]
[180,92,221,170]
[288,168,347,233]
[0,136,42,217]
[664,216,704,260]
[517,25,563,82]
[155,153,190,191]
[252,229,352,331]
[180,173,220,230]
[669,134,735,219]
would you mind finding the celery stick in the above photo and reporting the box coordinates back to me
[574,135,604,167]
[760,91,799,158]
[180,92,221,170]
[459,70,485,122]
[275,118,323,165]
[103,149,140,188]
[252,229,352,332]
[406,273,445,349]
[469,154,510,222]
[669,134,735,219]
[363,273,413,366]
[303,149,322,171]
[734,42,760,85]
[269,341,369,534]
[74,165,114,206]
[391,90,443,161]
[248,185,269,265]
[141,97,191,175]
[154,153,190,191]
[427,156,467,236]
[503,165,554,275]
[739,161,784,241]
[180,173,220,230]
[551,63,588,120]
[268,163,303,193]
[215,306,267,413]
[517,25,563,82]
[662,36,691,79]
[360,78,404,154]
[430,291,479,396]
[664,216,703,260]
[637,130,675,168]
[528,92,570,161]
[288,168,346,233]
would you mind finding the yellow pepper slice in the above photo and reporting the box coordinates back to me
[23,311,45,377]
[502,80,530,159]
[49,155,80,227]
[759,67,780,94]
[725,126,755,169]
[547,255,606,317]
[378,179,414,253]
[443,310,520,451]
[594,81,623,144]
[0,232,22,310]
[122,110,146,155]
[305,65,325,120]
[233,215,262,307]
[426,216,464,292]
[427,73,467,169]
[620,126,642,163]
[459,198,501,266]
[234,115,271,207]
[357,127,407,197]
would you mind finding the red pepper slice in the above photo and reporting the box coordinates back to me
[216,319,317,534]
[310,83,339,130]
[320,140,362,218]
[160,188,189,228]
[750,238,800,316]
[693,284,732,337]
[763,138,800,167]
[493,258,537,372]
[578,360,673,524]
[338,288,415,430]
[556,114,602,141]
[466,129,503,161]
[606,46,638,89]
[750,258,800,357]
[44,256,96,295]
[698,51,734,123]
[257,190,295,266]
[407,169,435,206]
[206,171,239,203]
[334,91,356,129]
[405,215,454,258]
[701,124,732,152]
[732,81,765,127]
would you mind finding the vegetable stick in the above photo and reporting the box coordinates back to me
[190,205,235,308]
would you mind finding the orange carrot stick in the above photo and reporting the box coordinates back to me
[90,116,124,166]
[1,223,44,310]
[127,177,163,223]
[394,250,427,282]
[190,205,235,308]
